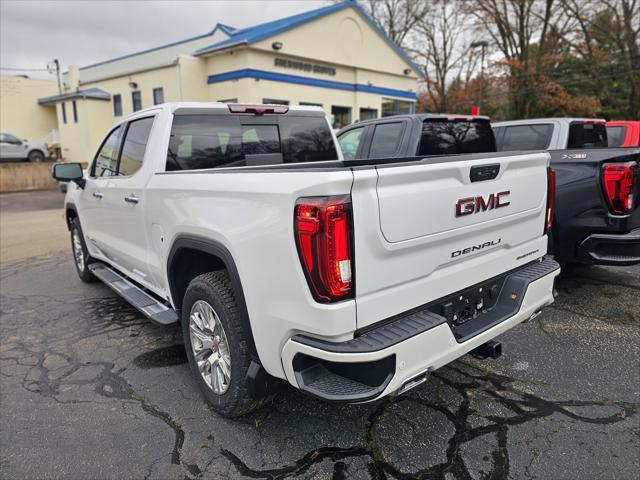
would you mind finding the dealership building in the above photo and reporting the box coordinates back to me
[28,0,423,163]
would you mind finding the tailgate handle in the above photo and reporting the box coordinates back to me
[470,164,500,182]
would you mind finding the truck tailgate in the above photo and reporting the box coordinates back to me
[351,152,550,329]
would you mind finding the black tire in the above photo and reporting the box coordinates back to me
[182,271,263,417]
[70,218,96,282]
[27,150,45,163]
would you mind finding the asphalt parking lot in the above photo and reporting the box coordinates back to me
[1,192,639,479]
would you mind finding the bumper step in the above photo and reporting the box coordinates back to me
[293,354,395,402]
[89,263,178,326]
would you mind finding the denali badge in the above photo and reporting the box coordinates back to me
[455,191,510,217]
[451,238,502,258]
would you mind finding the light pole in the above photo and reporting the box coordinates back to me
[470,41,488,112]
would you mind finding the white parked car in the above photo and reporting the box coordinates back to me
[0,132,48,162]
[53,102,560,417]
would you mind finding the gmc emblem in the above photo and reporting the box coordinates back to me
[455,191,510,217]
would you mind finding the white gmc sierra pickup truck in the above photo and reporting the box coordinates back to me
[53,103,560,416]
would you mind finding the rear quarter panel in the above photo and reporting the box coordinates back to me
[145,168,356,379]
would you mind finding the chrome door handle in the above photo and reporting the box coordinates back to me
[124,194,139,205]
[92,192,103,199]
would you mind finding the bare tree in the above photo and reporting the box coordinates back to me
[562,0,640,118]
[359,0,431,47]
[410,1,476,112]
[463,0,574,118]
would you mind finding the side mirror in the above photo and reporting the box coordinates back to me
[52,162,85,189]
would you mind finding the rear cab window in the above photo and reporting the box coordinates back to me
[567,121,607,149]
[605,126,626,147]
[418,119,496,155]
[495,124,553,151]
[166,113,338,171]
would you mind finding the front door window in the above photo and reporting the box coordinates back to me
[338,127,365,160]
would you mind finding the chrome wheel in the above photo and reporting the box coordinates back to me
[72,228,85,272]
[189,300,232,395]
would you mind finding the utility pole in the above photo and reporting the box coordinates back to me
[470,41,488,112]
[54,59,62,94]
[48,59,62,94]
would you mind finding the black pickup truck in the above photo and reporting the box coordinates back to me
[547,149,639,265]
[337,114,640,266]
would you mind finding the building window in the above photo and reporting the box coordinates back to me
[359,108,378,121]
[113,94,122,116]
[153,87,164,105]
[262,98,289,105]
[61,102,67,124]
[331,106,351,129]
[217,98,237,103]
[300,102,323,108]
[132,91,142,112]
[72,101,78,123]
[381,98,415,117]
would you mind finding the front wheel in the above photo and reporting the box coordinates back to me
[70,218,95,282]
[27,150,45,162]
[182,271,263,417]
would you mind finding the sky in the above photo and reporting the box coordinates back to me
[0,0,330,79]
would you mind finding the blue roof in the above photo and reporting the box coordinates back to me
[38,88,111,105]
[195,0,426,77]
[80,23,236,71]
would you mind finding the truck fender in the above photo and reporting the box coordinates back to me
[166,234,259,362]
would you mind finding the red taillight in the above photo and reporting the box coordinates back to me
[602,162,637,215]
[227,103,289,115]
[295,196,354,302]
[546,168,556,234]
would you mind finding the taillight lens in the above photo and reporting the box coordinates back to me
[546,168,556,234]
[602,162,637,215]
[295,196,354,302]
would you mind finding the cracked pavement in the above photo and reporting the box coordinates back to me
[1,252,639,478]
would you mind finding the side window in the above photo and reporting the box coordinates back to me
[118,117,155,177]
[501,124,553,151]
[92,126,122,178]
[1,133,20,144]
[369,122,403,158]
[338,127,365,161]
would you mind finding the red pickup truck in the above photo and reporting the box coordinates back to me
[606,121,640,147]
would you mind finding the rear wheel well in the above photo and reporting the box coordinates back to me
[168,248,226,311]
[167,237,259,362]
